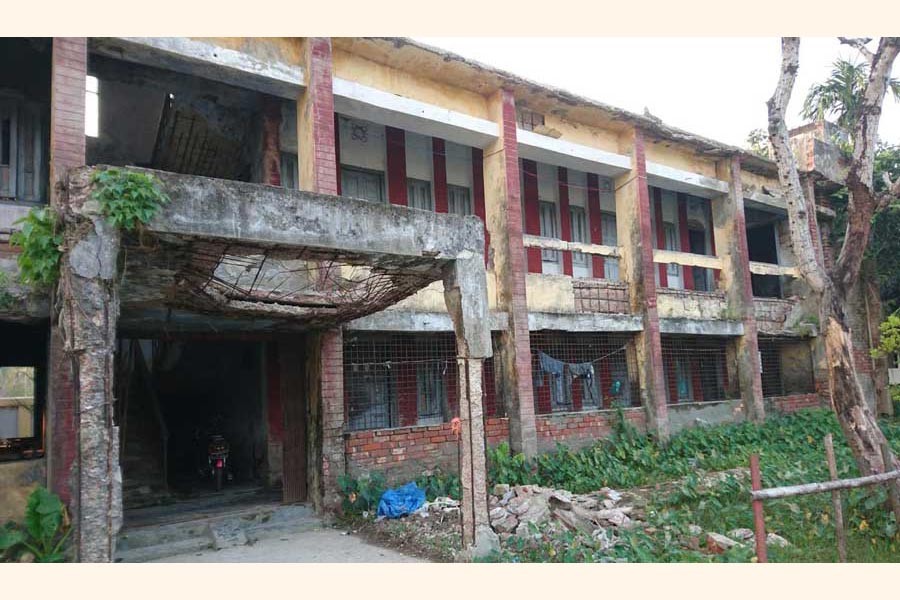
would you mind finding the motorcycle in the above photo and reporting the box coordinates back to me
[206,433,232,491]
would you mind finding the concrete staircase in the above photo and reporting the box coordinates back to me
[115,503,319,562]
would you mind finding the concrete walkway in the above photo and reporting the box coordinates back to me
[153,526,424,562]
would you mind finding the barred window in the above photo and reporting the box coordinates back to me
[448,184,472,216]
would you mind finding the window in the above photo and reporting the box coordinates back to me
[346,364,395,431]
[85,75,99,138]
[569,206,589,270]
[539,201,560,264]
[601,213,620,281]
[663,222,681,278]
[516,108,545,132]
[407,178,433,211]
[341,166,384,203]
[416,362,447,426]
[0,97,46,203]
[0,366,39,461]
[280,152,298,190]
[448,184,472,216]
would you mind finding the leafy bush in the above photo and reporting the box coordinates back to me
[415,468,461,501]
[0,487,71,562]
[9,208,63,287]
[91,168,169,232]
[337,472,386,515]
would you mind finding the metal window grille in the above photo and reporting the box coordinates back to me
[516,108,545,132]
[569,205,589,269]
[448,184,472,216]
[758,335,816,398]
[539,200,560,264]
[340,166,385,203]
[407,178,433,211]
[530,331,640,414]
[660,336,736,404]
[343,332,502,432]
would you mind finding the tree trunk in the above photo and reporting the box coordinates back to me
[767,37,900,485]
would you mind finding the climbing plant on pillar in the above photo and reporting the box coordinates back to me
[89,168,169,232]
[9,207,64,288]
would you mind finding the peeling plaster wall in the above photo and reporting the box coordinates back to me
[657,289,729,320]
[332,48,491,121]
[534,112,622,156]
[525,274,576,313]
[644,140,720,180]
[0,459,46,522]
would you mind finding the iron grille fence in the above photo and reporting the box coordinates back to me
[758,335,816,398]
[343,332,502,432]
[660,335,736,404]
[530,331,640,414]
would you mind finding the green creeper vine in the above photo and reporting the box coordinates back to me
[9,207,63,288]
[7,168,169,290]
[90,168,169,232]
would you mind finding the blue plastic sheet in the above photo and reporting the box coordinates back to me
[377,482,426,518]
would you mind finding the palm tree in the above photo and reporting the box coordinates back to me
[801,57,900,131]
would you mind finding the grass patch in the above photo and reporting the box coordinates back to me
[484,409,900,562]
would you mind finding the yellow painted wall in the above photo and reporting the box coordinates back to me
[656,291,729,320]
[740,169,782,196]
[540,113,622,156]
[525,274,576,313]
[191,37,303,67]
[332,49,491,121]
[390,270,499,313]
[644,140,719,180]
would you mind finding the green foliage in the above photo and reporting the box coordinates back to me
[9,207,63,288]
[0,487,71,563]
[873,312,900,358]
[485,409,900,563]
[801,58,900,130]
[90,168,169,232]
[745,128,771,159]
[0,271,14,309]
[337,472,386,515]
[415,468,461,501]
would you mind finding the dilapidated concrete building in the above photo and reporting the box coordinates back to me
[0,37,887,561]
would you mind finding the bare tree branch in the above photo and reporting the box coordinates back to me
[838,37,875,62]
[766,37,828,293]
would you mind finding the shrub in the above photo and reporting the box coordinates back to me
[337,473,386,515]
[90,168,169,232]
[9,208,63,288]
[0,487,71,563]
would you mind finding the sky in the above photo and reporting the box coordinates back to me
[416,37,900,148]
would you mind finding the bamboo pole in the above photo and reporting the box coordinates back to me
[824,434,846,563]
[750,469,900,501]
[750,454,767,563]
[880,442,900,524]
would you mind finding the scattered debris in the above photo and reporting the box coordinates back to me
[766,532,791,548]
[705,532,743,554]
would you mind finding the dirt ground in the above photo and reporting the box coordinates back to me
[154,526,424,562]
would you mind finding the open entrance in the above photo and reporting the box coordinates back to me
[116,336,308,523]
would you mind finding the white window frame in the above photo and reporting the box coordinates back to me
[407,177,434,212]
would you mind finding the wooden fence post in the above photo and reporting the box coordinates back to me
[880,442,900,524]
[750,454,767,563]
[824,434,846,563]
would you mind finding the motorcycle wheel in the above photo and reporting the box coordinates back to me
[215,466,223,491]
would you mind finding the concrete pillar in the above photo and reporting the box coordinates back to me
[60,170,122,563]
[297,37,338,196]
[47,38,87,510]
[615,128,669,440]
[443,253,498,558]
[482,89,537,457]
[715,156,765,421]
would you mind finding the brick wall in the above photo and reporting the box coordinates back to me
[320,329,345,509]
[573,280,630,314]
[536,408,647,452]
[766,393,823,414]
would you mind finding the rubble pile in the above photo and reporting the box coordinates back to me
[487,483,639,547]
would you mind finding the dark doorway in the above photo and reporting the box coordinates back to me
[747,223,783,298]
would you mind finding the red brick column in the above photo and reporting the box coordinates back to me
[319,329,345,511]
[522,159,542,274]
[386,127,408,206]
[47,37,87,507]
[631,129,669,439]
[724,156,765,421]
[260,96,282,187]
[587,173,605,278]
[484,89,537,457]
[677,193,695,290]
[298,37,337,196]
[432,137,448,213]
